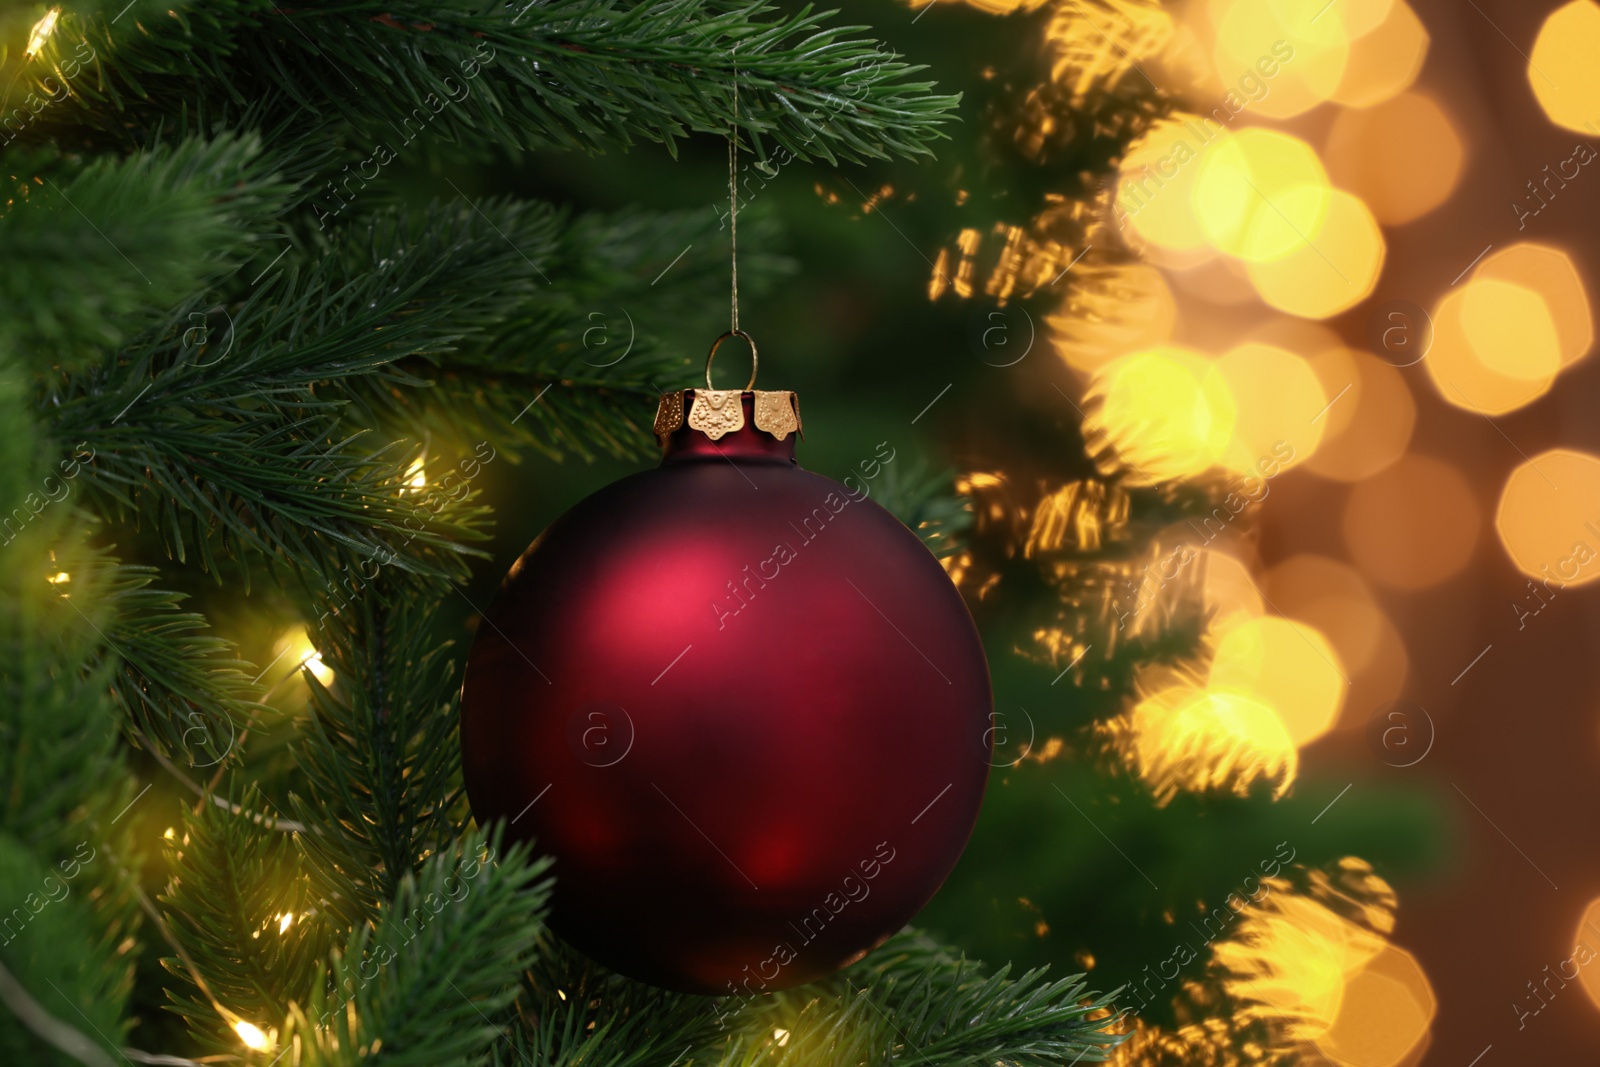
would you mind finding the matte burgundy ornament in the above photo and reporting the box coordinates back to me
[460,338,992,994]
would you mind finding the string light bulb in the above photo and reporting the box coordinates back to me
[46,571,70,584]
[233,1021,270,1051]
[25,7,60,58]
[405,455,427,489]
[278,912,293,933]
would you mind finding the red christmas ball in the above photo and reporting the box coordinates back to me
[460,384,991,995]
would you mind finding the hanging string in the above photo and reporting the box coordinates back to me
[728,63,740,335]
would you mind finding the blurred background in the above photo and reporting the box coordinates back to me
[189,0,1600,1062]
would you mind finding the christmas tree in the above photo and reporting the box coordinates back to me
[0,1,1130,1064]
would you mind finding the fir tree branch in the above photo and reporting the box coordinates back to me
[0,521,143,1067]
[79,561,263,767]
[720,927,1122,1065]
[34,0,958,164]
[283,829,552,1067]
[289,578,469,928]
[157,797,332,1054]
[0,134,296,370]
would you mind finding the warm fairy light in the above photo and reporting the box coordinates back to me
[1315,944,1436,1066]
[1119,683,1296,802]
[274,627,335,685]
[1246,190,1385,319]
[1529,1,1600,133]
[1476,244,1593,369]
[1496,450,1600,587]
[1193,128,1330,263]
[163,827,175,839]
[233,1021,270,1051]
[1049,262,1177,375]
[557,989,567,1001]
[1304,348,1415,483]
[1201,549,1265,626]
[1216,891,1386,1042]
[1573,898,1600,1012]
[26,7,60,57]
[1209,615,1346,747]
[1326,93,1463,224]
[1332,0,1400,39]
[1343,454,1480,591]
[773,1028,792,1047]
[278,912,293,933]
[1211,0,1348,119]
[1264,555,1408,708]
[46,571,70,584]
[1117,116,1230,257]
[1206,342,1326,474]
[1084,346,1234,485]
[1465,280,1562,381]
[405,456,427,489]
[1330,0,1428,108]
[1424,281,1561,415]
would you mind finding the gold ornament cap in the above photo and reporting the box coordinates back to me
[653,330,803,447]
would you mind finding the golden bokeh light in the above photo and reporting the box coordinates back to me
[1050,262,1178,375]
[1265,555,1382,674]
[1085,346,1235,485]
[1463,280,1562,381]
[1202,548,1266,626]
[1121,683,1297,802]
[1316,944,1437,1066]
[1475,243,1593,369]
[1305,348,1416,482]
[1425,281,1560,415]
[1209,615,1346,747]
[1211,0,1349,119]
[1529,1,1600,134]
[1326,93,1463,225]
[1168,253,1259,305]
[1206,342,1327,473]
[1215,890,1386,1040]
[1343,454,1480,591]
[1331,1,1428,109]
[1119,116,1231,255]
[1495,449,1600,587]
[1247,190,1385,319]
[1335,0,1399,38]
[1573,897,1600,1012]
[1194,128,1330,262]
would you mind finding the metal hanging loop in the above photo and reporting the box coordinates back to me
[705,329,758,391]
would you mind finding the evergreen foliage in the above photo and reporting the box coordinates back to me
[0,1,1121,1063]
